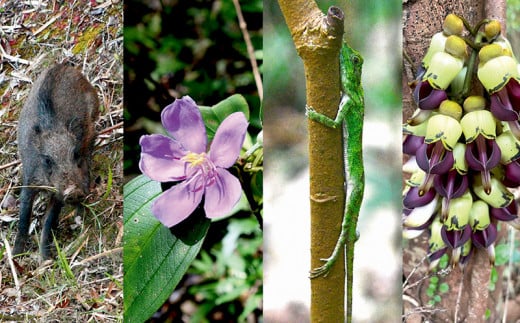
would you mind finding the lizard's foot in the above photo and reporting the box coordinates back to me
[309,257,335,278]
[304,105,339,129]
[305,105,316,117]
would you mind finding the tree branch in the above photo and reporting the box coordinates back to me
[278,1,345,321]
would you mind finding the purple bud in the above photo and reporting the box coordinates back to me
[504,159,520,187]
[490,91,519,121]
[403,135,425,156]
[416,141,454,175]
[403,186,437,209]
[472,223,497,249]
[433,169,468,200]
[465,136,501,172]
[490,201,518,221]
[441,224,471,248]
[413,80,448,110]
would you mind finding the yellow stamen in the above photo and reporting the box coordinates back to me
[182,152,207,167]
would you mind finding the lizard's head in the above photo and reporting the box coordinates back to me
[340,43,363,86]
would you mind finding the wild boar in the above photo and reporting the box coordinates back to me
[13,63,99,259]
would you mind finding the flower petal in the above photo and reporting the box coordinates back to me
[441,224,471,248]
[465,137,501,172]
[415,142,454,175]
[460,110,497,142]
[209,112,248,168]
[424,114,462,150]
[433,169,468,199]
[425,51,464,89]
[478,52,518,93]
[474,176,514,208]
[161,96,207,153]
[139,134,188,182]
[403,134,424,156]
[472,223,497,249]
[403,186,436,209]
[403,195,437,228]
[490,90,518,121]
[204,168,242,218]
[413,81,448,110]
[490,201,518,221]
[151,181,204,227]
[496,131,520,164]
[504,160,520,187]
[506,78,520,109]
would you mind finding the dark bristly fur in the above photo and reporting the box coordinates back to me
[13,64,99,259]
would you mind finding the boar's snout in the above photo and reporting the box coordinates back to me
[62,184,86,203]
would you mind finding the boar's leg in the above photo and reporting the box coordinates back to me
[13,187,37,255]
[40,196,63,259]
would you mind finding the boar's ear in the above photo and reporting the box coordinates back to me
[36,83,55,130]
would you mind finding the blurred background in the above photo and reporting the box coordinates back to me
[124,0,263,321]
[263,1,403,322]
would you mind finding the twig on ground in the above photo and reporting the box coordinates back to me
[0,160,20,171]
[2,233,21,304]
[32,13,61,37]
[0,45,31,65]
[98,121,123,136]
[72,247,122,267]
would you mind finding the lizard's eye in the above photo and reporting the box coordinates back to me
[351,55,361,65]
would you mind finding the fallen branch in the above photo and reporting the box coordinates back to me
[72,247,122,267]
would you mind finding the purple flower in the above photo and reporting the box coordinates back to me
[490,79,520,140]
[413,80,448,110]
[139,96,248,227]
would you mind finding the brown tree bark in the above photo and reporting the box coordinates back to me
[402,0,508,322]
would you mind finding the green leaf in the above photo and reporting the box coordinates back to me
[102,164,113,200]
[239,294,262,321]
[251,171,263,203]
[490,266,498,283]
[495,243,510,266]
[438,282,449,294]
[199,94,250,140]
[53,234,75,282]
[123,175,210,322]
[439,253,449,268]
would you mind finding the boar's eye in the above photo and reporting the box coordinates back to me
[73,148,84,164]
[42,155,54,170]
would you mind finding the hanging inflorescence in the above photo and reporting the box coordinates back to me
[403,14,520,269]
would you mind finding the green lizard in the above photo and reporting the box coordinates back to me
[307,41,365,323]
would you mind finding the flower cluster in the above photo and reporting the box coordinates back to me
[403,14,520,269]
[139,96,248,228]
